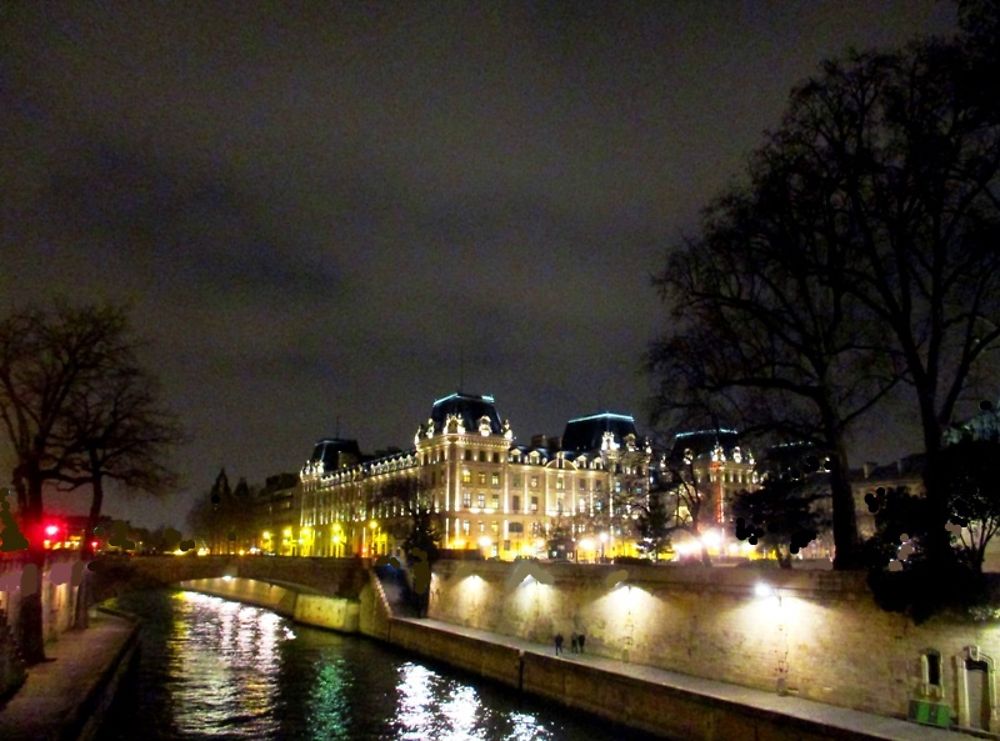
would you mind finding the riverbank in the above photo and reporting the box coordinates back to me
[184,570,981,738]
[389,616,974,741]
[0,609,138,741]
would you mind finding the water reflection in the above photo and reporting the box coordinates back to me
[167,592,288,737]
[307,657,352,740]
[392,662,557,740]
[101,589,649,740]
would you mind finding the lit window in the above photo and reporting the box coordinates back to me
[556,477,564,491]
[462,492,471,509]
[477,493,485,509]
[530,496,538,513]
[491,473,500,486]
[530,476,538,488]
[478,472,487,485]
[462,469,472,484]
[492,494,499,510]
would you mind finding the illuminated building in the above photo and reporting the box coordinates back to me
[298,392,652,560]
[658,429,759,560]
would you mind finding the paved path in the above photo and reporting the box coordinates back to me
[402,617,977,740]
[0,611,137,741]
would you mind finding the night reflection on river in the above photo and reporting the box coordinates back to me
[100,590,645,740]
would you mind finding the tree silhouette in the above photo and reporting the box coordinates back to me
[0,303,145,663]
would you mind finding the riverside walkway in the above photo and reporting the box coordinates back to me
[0,610,137,741]
[404,616,976,740]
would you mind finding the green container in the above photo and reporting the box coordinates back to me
[908,699,952,728]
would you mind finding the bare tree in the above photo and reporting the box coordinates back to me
[0,304,133,662]
[56,362,183,558]
[650,200,888,570]
[651,15,1000,570]
[372,476,442,565]
[0,303,181,661]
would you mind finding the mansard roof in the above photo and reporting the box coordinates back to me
[310,438,362,470]
[561,412,638,453]
[431,391,503,434]
[670,428,740,461]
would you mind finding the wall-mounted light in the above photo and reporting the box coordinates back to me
[754,582,774,599]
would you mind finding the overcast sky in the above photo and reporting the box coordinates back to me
[1,1,958,528]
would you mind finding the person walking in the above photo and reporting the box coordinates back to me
[570,631,579,653]
[577,630,586,653]
[554,633,564,655]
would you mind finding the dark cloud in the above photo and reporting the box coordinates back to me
[0,1,956,527]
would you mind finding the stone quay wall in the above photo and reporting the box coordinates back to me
[179,576,361,632]
[0,554,86,697]
[427,559,1000,722]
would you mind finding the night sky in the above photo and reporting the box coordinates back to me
[1,2,958,529]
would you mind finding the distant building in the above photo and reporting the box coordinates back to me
[298,392,653,561]
[658,429,758,560]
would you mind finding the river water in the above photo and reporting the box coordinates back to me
[99,589,651,740]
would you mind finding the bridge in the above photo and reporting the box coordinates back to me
[88,554,370,602]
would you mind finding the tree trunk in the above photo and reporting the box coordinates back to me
[822,409,862,570]
[82,460,104,559]
[920,422,955,570]
[75,462,104,629]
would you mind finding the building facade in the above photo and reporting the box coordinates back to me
[298,392,654,561]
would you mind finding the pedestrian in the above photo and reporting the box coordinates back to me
[554,633,564,655]
[570,632,579,653]
[577,631,586,653]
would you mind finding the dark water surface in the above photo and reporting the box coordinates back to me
[99,590,651,740]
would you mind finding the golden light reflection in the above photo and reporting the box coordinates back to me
[166,591,288,738]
